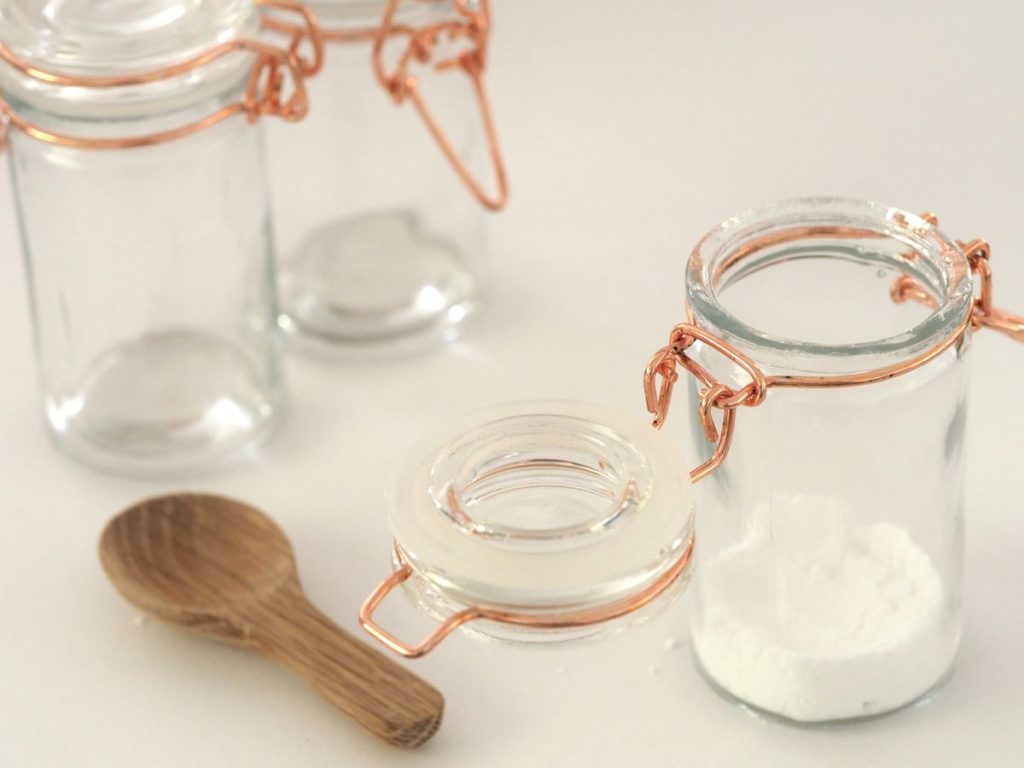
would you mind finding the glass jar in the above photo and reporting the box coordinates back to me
[267,0,506,346]
[359,401,695,657]
[644,198,1023,723]
[0,0,321,475]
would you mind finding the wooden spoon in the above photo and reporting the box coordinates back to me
[99,493,443,749]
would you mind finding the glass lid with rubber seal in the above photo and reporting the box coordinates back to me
[359,400,696,657]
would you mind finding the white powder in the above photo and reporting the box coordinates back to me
[692,495,958,722]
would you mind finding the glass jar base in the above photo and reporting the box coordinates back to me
[277,209,477,344]
[692,640,959,726]
[45,328,282,476]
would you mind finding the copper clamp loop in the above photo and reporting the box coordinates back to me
[0,0,323,152]
[644,323,767,482]
[258,2,326,78]
[642,345,678,429]
[961,239,1024,342]
[360,538,694,658]
[371,0,508,211]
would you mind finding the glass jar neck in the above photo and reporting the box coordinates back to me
[685,198,974,377]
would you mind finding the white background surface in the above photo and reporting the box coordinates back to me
[2,1,1023,765]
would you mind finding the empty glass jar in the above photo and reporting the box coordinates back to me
[267,0,506,346]
[0,0,320,474]
[645,198,1023,723]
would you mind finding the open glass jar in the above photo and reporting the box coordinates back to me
[359,401,695,657]
[645,198,1023,723]
[0,0,321,474]
[267,0,506,347]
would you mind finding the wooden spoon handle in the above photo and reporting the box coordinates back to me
[253,594,444,748]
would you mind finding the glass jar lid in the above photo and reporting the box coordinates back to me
[0,0,256,76]
[0,0,260,117]
[361,401,695,656]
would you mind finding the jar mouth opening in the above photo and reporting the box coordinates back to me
[429,413,653,549]
[686,198,974,375]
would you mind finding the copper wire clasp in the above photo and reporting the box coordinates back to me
[642,346,678,429]
[361,539,694,658]
[644,324,767,482]
[0,0,323,151]
[259,1,326,79]
[889,216,1024,343]
[372,0,508,210]
[359,561,483,659]
[961,239,1024,341]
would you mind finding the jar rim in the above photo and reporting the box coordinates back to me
[686,197,974,376]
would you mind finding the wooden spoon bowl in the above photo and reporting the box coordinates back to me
[100,493,443,748]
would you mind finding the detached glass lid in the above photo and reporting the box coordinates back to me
[360,401,696,657]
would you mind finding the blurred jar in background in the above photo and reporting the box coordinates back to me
[0,0,321,475]
[267,0,507,348]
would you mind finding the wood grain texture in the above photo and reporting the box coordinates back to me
[98,493,444,748]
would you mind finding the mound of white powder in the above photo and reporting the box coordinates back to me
[692,495,958,722]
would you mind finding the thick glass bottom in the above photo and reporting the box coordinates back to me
[693,646,958,726]
[278,209,476,345]
[689,492,962,724]
[45,329,281,476]
[692,628,960,724]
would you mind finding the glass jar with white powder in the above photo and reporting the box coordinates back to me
[645,198,1023,723]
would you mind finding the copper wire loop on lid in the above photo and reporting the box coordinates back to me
[0,0,324,151]
[360,538,694,659]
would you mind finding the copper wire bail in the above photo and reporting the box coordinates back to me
[359,539,694,659]
[0,0,324,152]
[371,0,508,211]
[644,215,1024,482]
